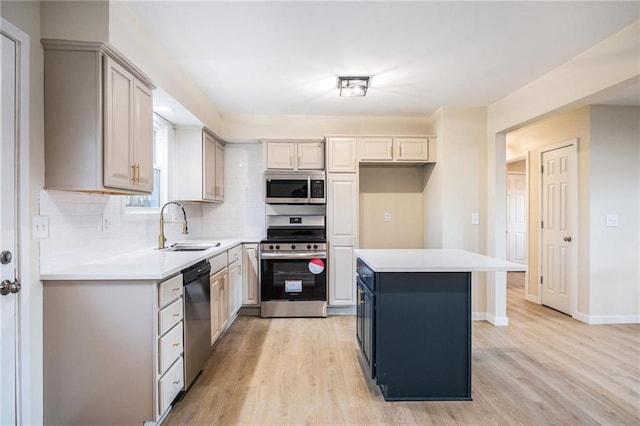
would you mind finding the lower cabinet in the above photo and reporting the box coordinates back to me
[242,243,260,306]
[210,265,228,344]
[42,274,185,425]
[356,278,374,378]
[329,244,356,306]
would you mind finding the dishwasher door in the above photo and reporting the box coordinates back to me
[183,260,211,390]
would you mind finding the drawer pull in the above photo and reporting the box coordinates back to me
[172,287,181,292]
[172,380,181,385]
[172,313,181,317]
[172,342,180,347]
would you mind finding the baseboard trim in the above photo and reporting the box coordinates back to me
[328,306,356,316]
[525,294,540,304]
[574,312,640,324]
[472,312,487,321]
[486,313,509,326]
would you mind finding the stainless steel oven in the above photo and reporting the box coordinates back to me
[260,214,327,317]
[265,171,325,204]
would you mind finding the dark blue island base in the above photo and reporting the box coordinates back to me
[358,259,472,401]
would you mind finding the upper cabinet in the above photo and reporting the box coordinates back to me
[326,137,358,173]
[263,140,325,170]
[175,127,225,203]
[358,136,436,163]
[42,40,155,194]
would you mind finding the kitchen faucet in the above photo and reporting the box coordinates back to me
[158,201,189,249]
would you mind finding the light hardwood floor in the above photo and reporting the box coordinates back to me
[165,273,640,425]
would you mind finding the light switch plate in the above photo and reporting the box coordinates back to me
[605,214,619,227]
[32,216,50,239]
[384,212,391,222]
[471,213,480,225]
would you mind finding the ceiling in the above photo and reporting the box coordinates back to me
[126,1,640,120]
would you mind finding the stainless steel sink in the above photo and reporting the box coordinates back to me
[168,242,220,252]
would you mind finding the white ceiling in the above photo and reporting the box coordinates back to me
[127,1,640,119]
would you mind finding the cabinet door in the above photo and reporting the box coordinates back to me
[210,274,221,344]
[104,56,134,190]
[266,143,295,169]
[203,133,216,201]
[214,141,225,202]
[229,262,242,318]
[358,137,392,161]
[329,244,356,306]
[219,271,229,332]
[242,244,259,306]
[297,142,324,170]
[327,137,357,173]
[327,174,357,246]
[132,80,154,192]
[394,137,428,161]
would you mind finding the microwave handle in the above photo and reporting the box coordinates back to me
[307,176,311,203]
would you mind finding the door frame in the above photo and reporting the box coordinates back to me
[538,138,579,317]
[1,17,31,425]
[506,153,530,299]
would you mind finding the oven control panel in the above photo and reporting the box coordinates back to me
[261,242,327,253]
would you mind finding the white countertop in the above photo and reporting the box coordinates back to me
[40,239,244,281]
[354,249,527,273]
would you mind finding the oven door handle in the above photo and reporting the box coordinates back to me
[260,252,327,260]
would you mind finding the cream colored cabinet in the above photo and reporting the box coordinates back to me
[227,245,243,318]
[242,244,260,306]
[42,39,155,194]
[326,137,358,173]
[327,173,358,306]
[175,127,225,202]
[210,266,227,344]
[42,273,185,424]
[264,141,325,170]
[358,136,436,163]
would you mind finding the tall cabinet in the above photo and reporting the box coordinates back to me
[326,137,358,306]
[42,40,155,194]
[175,127,225,202]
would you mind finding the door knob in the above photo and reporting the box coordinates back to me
[1,279,20,296]
[563,236,572,242]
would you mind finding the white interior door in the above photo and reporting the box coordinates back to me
[541,144,576,315]
[507,173,526,264]
[1,31,19,426]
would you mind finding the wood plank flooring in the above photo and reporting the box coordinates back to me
[165,272,640,425]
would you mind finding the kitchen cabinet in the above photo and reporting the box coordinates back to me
[326,137,357,173]
[175,127,225,202]
[358,136,436,163]
[327,173,358,306]
[227,245,243,318]
[356,277,374,378]
[242,243,260,306]
[42,273,184,424]
[264,140,325,170]
[209,252,229,344]
[42,39,155,194]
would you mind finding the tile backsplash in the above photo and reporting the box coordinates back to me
[39,143,265,273]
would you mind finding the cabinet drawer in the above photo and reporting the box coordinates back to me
[227,245,242,264]
[159,274,183,308]
[159,322,183,375]
[158,356,184,416]
[159,298,183,335]
[210,252,227,274]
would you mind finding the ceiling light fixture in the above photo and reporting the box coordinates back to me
[338,76,370,97]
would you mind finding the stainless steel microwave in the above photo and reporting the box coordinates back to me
[265,171,326,204]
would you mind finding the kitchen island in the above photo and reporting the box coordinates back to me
[354,249,526,401]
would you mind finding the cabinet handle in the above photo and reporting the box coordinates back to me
[172,313,181,317]
[172,342,180,347]
[172,287,181,292]
[131,164,136,182]
[172,380,181,385]
[399,145,403,157]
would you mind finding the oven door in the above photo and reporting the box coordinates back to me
[260,253,327,301]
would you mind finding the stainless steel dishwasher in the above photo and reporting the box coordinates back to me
[182,259,211,389]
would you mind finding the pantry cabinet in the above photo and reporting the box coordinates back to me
[175,127,225,203]
[42,39,155,194]
[327,173,358,306]
[326,137,358,173]
[263,140,325,170]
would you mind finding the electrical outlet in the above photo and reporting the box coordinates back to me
[384,212,391,222]
[471,213,480,225]
[102,214,112,232]
[605,214,619,227]
[32,216,50,239]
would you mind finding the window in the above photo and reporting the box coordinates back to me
[125,114,170,211]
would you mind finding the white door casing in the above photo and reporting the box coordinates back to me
[1,30,18,426]
[540,140,578,316]
[507,173,527,264]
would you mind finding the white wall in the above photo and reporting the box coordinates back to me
[588,106,640,320]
